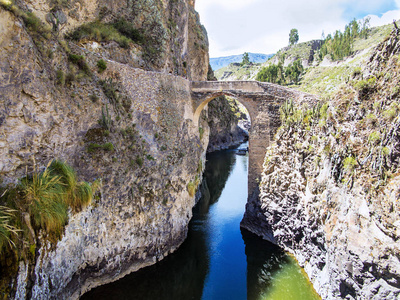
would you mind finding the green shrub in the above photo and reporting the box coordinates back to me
[20,160,97,235]
[90,94,99,102]
[65,72,76,85]
[368,131,380,145]
[135,156,143,167]
[56,69,65,86]
[366,113,377,125]
[100,78,120,104]
[197,159,203,174]
[381,146,390,156]
[112,18,143,43]
[354,77,376,98]
[102,142,114,151]
[343,156,357,173]
[22,11,51,37]
[323,144,331,155]
[187,181,196,197]
[319,102,329,119]
[68,54,91,75]
[383,104,398,121]
[97,59,107,73]
[87,142,114,153]
[352,67,362,77]
[99,104,112,130]
[66,21,132,48]
[199,127,204,139]
[21,163,68,235]
[0,0,13,10]
[0,160,97,252]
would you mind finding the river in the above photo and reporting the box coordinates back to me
[82,144,320,300]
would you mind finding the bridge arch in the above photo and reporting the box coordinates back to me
[193,91,256,127]
[190,80,318,233]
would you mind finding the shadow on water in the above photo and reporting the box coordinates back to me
[201,150,237,207]
[80,212,209,300]
[81,151,237,300]
[82,145,319,300]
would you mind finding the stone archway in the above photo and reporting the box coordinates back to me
[191,80,318,232]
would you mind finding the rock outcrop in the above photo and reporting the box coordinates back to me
[0,0,214,298]
[250,27,400,299]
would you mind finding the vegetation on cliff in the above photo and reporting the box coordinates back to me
[0,161,98,296]
[0,161,97,246]
[259,27,400,298]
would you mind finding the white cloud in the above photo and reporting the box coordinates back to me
[369,10,400,27]
[196,0,259,12]
[196,0,400,58]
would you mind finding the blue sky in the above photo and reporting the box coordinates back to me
[196,0,400,58]
[342,0,397,19]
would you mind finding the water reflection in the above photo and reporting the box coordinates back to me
[82,145,319,300]
[203,149,237,206]
[81,210,209,300]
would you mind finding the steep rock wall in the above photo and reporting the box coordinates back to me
[250,28,400,299]
[0,0,211,298]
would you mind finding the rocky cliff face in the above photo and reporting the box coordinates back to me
[207,97,248,152]
[251,28,400,299]
[0,0,212,298]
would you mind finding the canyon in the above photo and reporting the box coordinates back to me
[1,0,399,299]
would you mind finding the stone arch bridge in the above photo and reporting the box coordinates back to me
[191,81,318,203]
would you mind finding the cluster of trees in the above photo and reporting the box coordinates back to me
[256,59,303,85]
[320,17,371,60]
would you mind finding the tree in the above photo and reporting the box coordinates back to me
[285,59,303,84]
[241,52,250,66]
[360,16,371,39]
[289,29,299,45]
[256,64,279,83]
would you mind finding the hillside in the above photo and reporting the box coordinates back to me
[298,22,394,98]
[215,22,394,87]
[210,52,272,70]
[215,62,263,81]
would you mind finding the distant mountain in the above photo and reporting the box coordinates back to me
[210,53,273,71]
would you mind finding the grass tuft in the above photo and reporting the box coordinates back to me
[49,160,93,212]
[0,206,20,253]
[21,162,67,235]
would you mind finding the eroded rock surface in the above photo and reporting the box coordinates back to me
[248,28,400,299]
[0,0,212,298]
